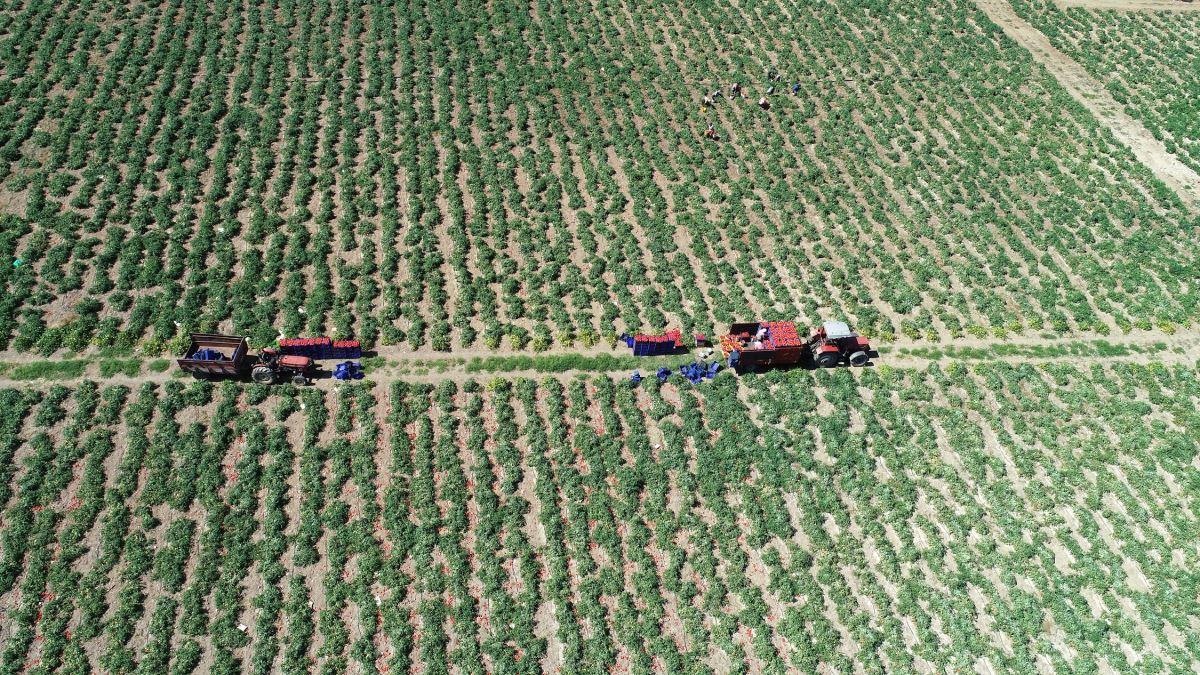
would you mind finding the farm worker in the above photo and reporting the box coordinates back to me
[792,82,800,95]
[712,89,723,100]
[766,85,775,95]
[751,340,763,350]
[730,82,741,95]
[766,66,778,81]
[703,94,714,106]
[758,97,769,110]
[755,326,767,341]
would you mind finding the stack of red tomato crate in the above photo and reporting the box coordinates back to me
[762,321,802,348]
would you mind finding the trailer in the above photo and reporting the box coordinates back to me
[176,333,251,379]
[720,320,872,371]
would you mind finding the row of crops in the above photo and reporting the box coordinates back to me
[0,363,1196,673]
[1011,0,1200,173]
[0,0,1198,356]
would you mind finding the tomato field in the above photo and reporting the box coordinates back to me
[0,365,1194,673]
[0,0,1198,357]
[2,0,1200,672]
[1012,0,1200,174]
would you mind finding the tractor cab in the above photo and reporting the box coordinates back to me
[253,349,315,385]
[809,321,871,367]
[279,355,314,370]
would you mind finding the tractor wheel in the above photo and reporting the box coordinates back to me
[191,371,208,380]
[815,351,840,368]
[848,350,869,366]
[251,365,277,384]
[291,373,308,386]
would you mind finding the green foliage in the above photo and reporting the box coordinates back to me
[0,0,1190,357]
[98,358,141,378]
[0,360,1196,672]
[897,339,1170,361]
[1013,0,1200,175]
[5,360,89,380]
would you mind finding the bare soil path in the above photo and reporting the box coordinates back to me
[973,0,1200,210]
[0,329,1196,389]
[1055,0,1200,10]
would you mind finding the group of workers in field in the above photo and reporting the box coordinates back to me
[702,66,799,141]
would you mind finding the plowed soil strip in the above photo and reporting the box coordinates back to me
[1056,0,1200,11]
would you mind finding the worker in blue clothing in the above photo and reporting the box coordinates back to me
[792,82,801,95]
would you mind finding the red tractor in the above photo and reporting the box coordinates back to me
[253,348,315,385]
[807,321,872,368]
[720,320,872,371]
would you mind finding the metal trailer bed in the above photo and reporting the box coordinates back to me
[176,333,250,378]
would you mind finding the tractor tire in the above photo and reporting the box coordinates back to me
[291,373,308,386]
[191,371,209,380]
[848,350,869,366]
[816,351,840,368]
[251,365,277,384]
